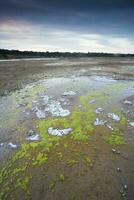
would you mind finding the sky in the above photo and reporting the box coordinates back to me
[0,0,134,53]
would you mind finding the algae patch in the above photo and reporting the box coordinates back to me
[105,129,125,145]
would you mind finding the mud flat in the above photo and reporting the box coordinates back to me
[0,57,134,200]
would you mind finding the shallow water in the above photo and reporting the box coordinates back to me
[0,58,134,200]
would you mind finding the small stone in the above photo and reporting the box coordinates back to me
[116,150,121,154]
[124,184,128,190]
[112,148,116,153]
[117,168,122,172]
[121,193,126,197]
[0,143,4,147]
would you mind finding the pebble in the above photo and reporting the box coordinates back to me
[112,149,121,155]
[0,143,4,147]
[117,167,122,172]
[112,148,116,153]
[124,184,128,190]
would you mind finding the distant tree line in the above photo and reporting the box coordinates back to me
[0,49,134,59]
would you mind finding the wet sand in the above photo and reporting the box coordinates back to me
[0,57,134,95]
[0,57,134,200]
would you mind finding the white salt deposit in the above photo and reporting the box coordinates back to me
[107,113,120,122]
[48,127,72,136]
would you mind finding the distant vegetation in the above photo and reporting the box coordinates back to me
[0,49,134,59]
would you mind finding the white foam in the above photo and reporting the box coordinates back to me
[45,100,70,117]
[26,134,40,141]
[123,100,132,105]
[62,91,76,96]
[36,109,46,119]
[48,127,72,136]
[107,113,120,122]
[94,118,107,126]
[8,142,18,149]
[89,99,96,104]
[93,76,117,83]
[129,122,134,127]
[95,107,104,114]
[42,95,49,105]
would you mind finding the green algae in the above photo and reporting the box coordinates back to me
[49,181,56,190]
[0,84,130,199]
[0,137,60,199]
[32,152,48,166]
[37,94,95,143]
[57,152,63,159]
[105,129,125,145]
[67,159,78,167]
[84,156,93,167]
[59,174,66,182]
[15,176,31,195]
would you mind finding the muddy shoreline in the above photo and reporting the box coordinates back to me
[0,57,134,95]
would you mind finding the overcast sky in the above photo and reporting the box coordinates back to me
[0,0,134,53]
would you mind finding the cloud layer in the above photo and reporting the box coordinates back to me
[0,0,134,52]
